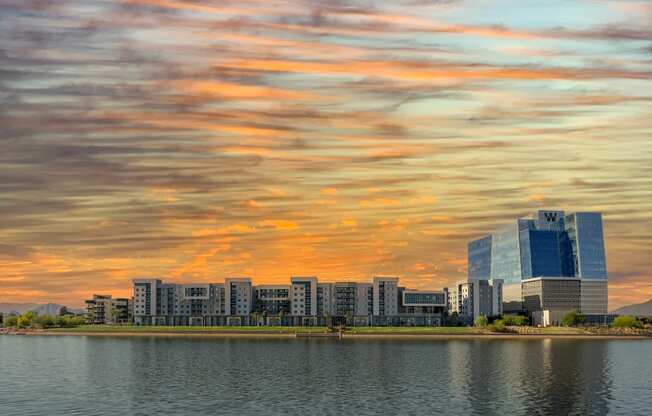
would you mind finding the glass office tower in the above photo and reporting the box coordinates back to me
[565,213,607,279]
[467,235,492,279]
[468,210,608,314]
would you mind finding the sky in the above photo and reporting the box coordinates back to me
[0,0,650,309]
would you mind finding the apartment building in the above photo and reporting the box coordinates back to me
[254,285,290,316]
[373,276,399,316]
[132,276,451,327]
[85,294,131,324]
[225,278,252,317]
[448,279,503,321]
[290,277,318,317]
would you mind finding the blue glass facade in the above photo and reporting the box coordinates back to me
[467,235,492,279]
[472,210,607,283]
[490,223,522,284]
[565,213,607,279]
[520,229,563,278]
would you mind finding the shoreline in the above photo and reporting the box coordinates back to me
[4,329,651,340]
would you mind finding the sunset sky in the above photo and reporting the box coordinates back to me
[1,0,650,309]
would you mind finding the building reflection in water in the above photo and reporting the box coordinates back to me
[448,338,611,415]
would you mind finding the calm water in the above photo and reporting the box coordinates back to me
[1,336,651,415]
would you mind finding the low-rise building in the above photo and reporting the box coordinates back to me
[522,277,580,314]
[523,277,610,326]
[85,294,131,324]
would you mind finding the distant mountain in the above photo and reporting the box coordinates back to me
[0,303,83,315]
[0,303,39,314]
[612,299,652,316]
[33,303,67,316]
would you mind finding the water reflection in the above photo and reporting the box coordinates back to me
[0,336,647,416]
[451,339,612,415]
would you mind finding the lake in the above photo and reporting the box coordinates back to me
[1,336,651,415]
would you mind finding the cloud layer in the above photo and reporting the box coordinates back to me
[1,0,650,308]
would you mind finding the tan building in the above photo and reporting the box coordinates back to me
[85,294,131,324]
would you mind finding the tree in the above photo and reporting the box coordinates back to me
[324,313,332,330]
[17,315,33,328]
[345,311,353,327]
[612,315,642,329]
[59,306,69,316]
[474,315,488,327]
[36,314,55,328]
[561,310,586,327]
[448,312,459,327]
[4,315,18,328]
[111,307,123,324]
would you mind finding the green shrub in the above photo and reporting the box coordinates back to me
[35,314,55,328]
[474,315,488,327]
[17,316,32,328]
[561,310,586,327]
[15,311,37,328]
[612,315,642,329]
[502,314,529,326]
[54,315,84,328]
[489,319,507,332]
[3,315,18,327]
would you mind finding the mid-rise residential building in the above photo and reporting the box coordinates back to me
[373,276,399,316]
[334,282,358,317]
[131,276,451,327]
[468,209,608,315]
[225,278,252,317]
[254,285,290,316]
[317,283,336,316]
[448,279,503,321]
[356,283,373,317]
[291,277,318,317]
[85,294,131,324]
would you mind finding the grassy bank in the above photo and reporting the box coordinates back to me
[46,325,330,334]
[345,326,489,334]
[346,326,593,335]
[24,325,650,338]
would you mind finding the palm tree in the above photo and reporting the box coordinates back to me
[278,308,286,327]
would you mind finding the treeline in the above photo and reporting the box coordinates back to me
[2,311,85,329]
[561,310,647,328]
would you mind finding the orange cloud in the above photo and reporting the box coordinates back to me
[173,80,314,101]
[219,58,652,83]
[527,193,547,202]
[258,220,299,231]
[320,187,338,196]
